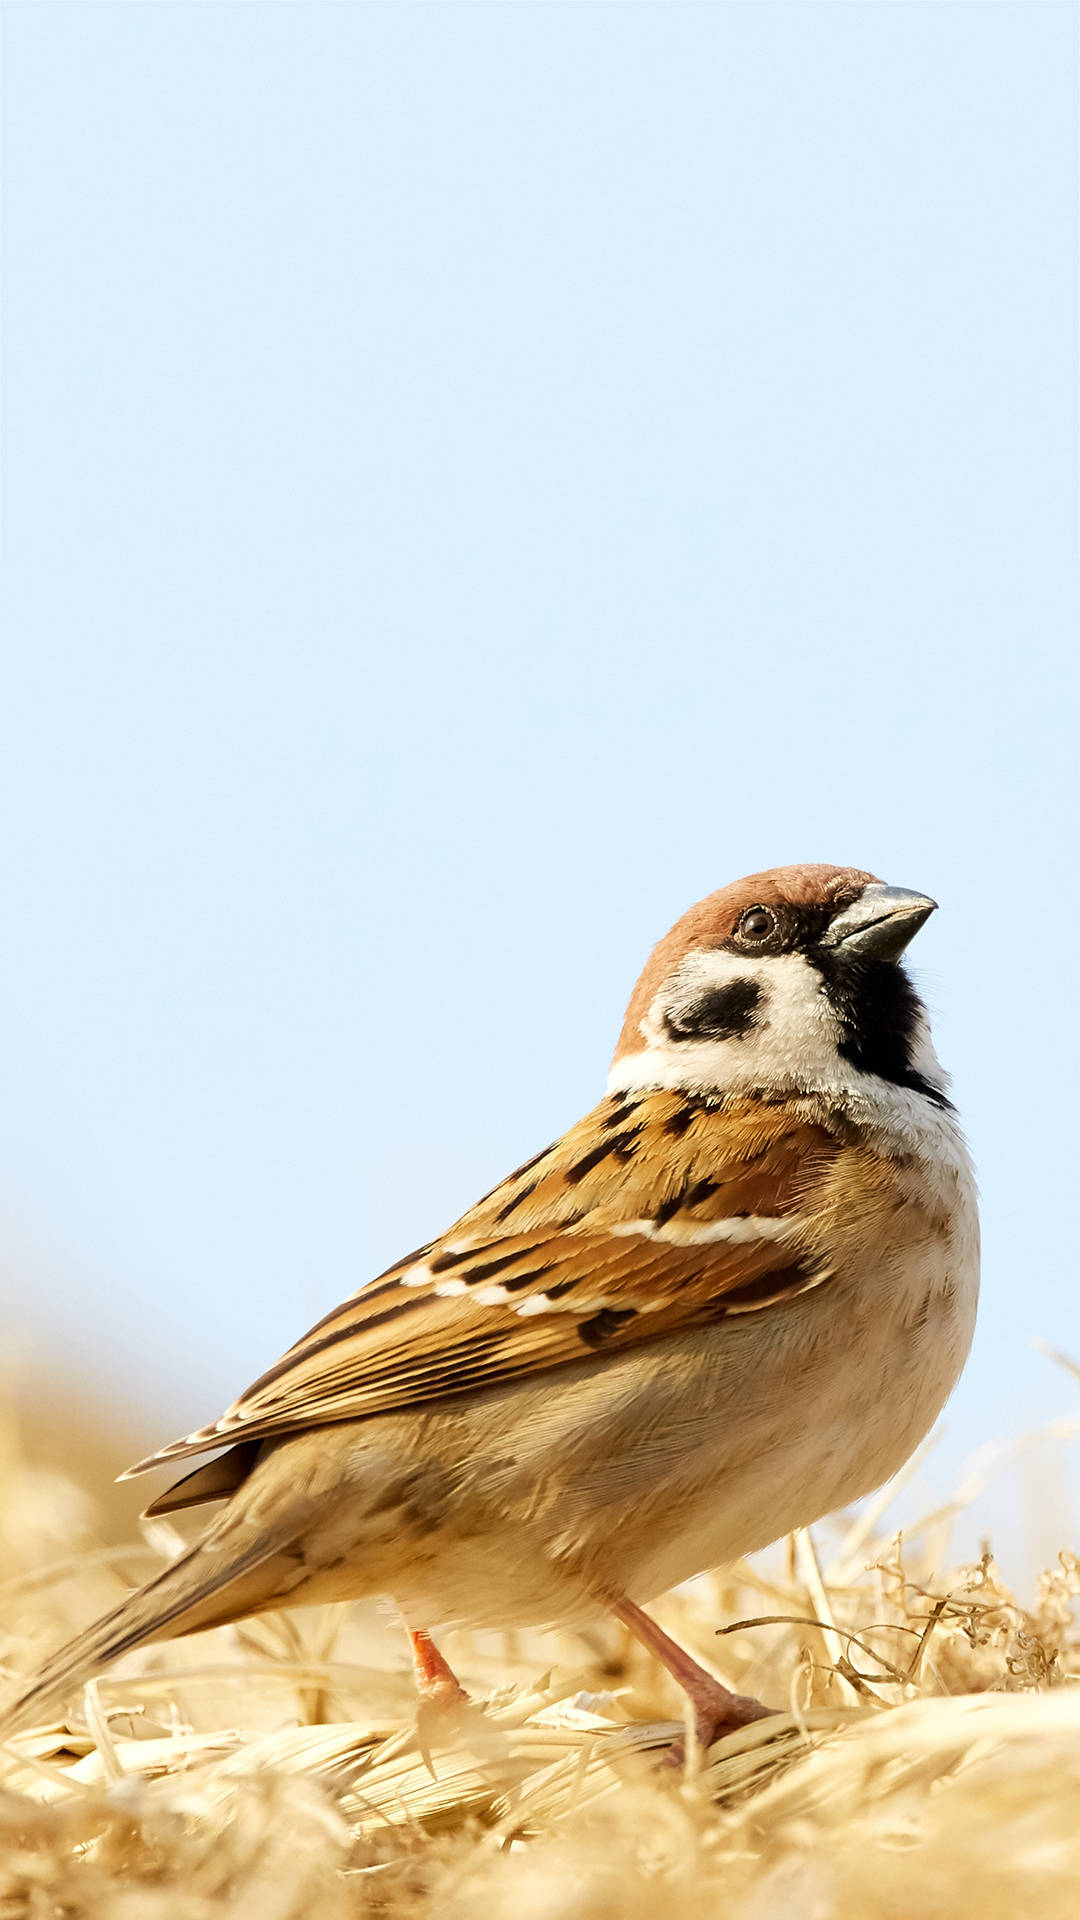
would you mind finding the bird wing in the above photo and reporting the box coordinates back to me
[123,1089,840,1478]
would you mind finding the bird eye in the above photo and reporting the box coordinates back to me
[738,906,778,945]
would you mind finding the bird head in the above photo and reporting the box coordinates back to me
[610,864,946,1106]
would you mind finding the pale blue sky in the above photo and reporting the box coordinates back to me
[2,4,1077,1566]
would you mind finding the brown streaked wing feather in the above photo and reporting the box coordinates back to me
[122,1092,839,1478]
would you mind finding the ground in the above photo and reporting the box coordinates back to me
[1,1447,1079,1918]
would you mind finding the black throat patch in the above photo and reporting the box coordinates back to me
[812,951,951,1108]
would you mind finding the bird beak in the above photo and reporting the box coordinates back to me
[820,883,938,962]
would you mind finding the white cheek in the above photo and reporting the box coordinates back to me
[611,951,841,1097]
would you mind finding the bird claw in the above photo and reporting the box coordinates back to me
[662,1684,775,1767]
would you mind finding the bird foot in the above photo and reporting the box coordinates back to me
[663,1676,774,1766]
[611,1595,775,1768]
[409,1629,470,1706]
[416,1675,470,1707]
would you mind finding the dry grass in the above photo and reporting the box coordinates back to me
[1,1432,1079,1919]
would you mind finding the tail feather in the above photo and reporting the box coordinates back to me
[0,1515,304,1738]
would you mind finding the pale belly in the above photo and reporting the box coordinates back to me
[301,1225,978,1633]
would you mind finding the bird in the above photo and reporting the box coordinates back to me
[1,864,979,1752]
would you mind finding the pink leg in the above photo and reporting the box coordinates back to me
[408,1628,469,1706]
[614,1598,773,1755]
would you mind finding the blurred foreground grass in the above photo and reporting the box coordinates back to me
[1,1424,1079,1919]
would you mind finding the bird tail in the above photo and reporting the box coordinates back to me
[0,1505,306,1739]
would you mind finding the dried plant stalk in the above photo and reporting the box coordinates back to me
[1,1435,1078,1918]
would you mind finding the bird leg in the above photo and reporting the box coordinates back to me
[408,1629,469,1705]
[613,1597,773,1754]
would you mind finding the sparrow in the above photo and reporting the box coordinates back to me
[1,864,979,1751]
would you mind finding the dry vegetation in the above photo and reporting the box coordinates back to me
[1,1424,1079,1919]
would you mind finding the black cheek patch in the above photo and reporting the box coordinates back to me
[665,978,762,1044]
